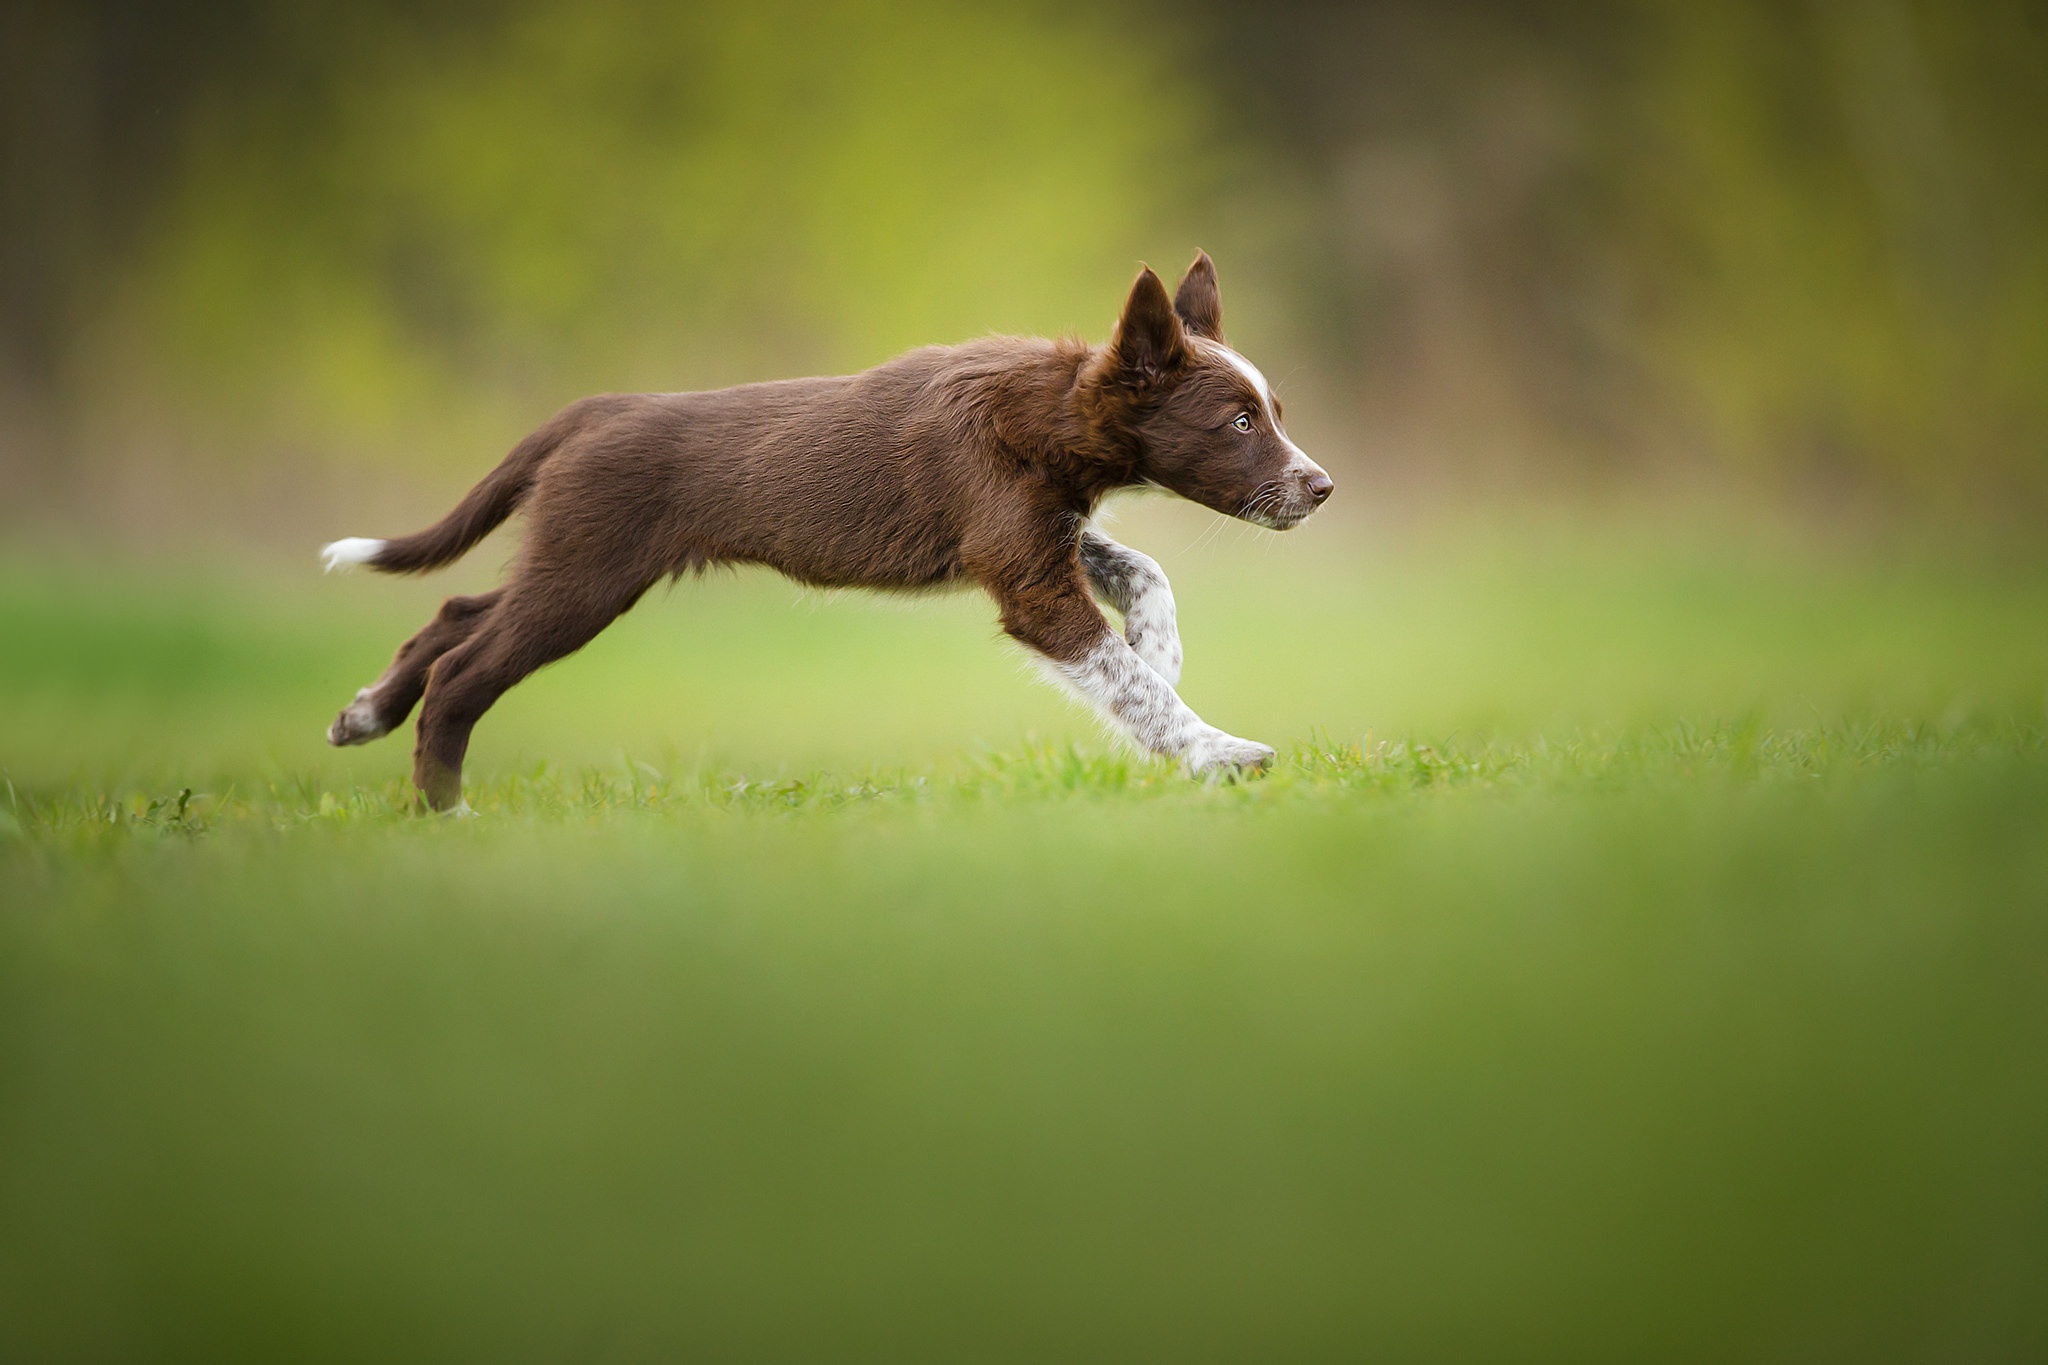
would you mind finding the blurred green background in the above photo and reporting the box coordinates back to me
[4,1,2047,1360]
[6,0,2047,528]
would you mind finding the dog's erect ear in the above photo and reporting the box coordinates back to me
[1173,250,1223,341]
[1112,266,1189,390]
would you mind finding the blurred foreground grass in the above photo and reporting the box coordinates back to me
[4,509,2047,1360]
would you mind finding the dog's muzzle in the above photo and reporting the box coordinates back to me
[1261,456,1332,530]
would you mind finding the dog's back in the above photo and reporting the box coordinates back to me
[520,335,1096,592]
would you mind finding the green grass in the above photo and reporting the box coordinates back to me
[4,508,2048,1360]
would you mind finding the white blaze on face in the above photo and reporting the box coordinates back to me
[1197,338,1273,412]
[1192,338,1320,476]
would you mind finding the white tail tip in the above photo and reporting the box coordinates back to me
[321,537,386,573]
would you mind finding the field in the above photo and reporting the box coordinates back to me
[4,505,2047,1361]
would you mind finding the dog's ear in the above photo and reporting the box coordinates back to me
[1111,266,1190,391]
[1173,250,1223,341]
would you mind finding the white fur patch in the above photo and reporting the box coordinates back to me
[1194,338,1273,411]
[1283,446,1324,481]
[320,537,386,573]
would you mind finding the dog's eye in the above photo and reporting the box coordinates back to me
[1232,412,1252,433]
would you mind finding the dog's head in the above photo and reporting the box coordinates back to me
[1098,253,1331,529]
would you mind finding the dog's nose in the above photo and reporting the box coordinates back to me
[1306,471,1333,504]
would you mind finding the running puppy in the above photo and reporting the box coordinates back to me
[323,253,1333,811]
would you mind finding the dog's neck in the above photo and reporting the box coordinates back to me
[959,338,1149,515]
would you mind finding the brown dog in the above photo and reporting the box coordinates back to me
[323,252,1332,811]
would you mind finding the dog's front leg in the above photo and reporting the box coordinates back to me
[1079,529,1183,686]
[998,582,1272,776]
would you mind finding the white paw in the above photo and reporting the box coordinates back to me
[1187,733,1276,778]
[326,689,389,746]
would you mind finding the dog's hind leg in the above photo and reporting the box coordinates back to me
[328,590,504,746]
[409,579,648,811]
[1079,529,1182,687]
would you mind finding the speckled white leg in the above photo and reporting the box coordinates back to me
[1080,530,1183,687]
[1054,633,1271,776]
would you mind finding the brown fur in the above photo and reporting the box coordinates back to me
[327,253,1331,810]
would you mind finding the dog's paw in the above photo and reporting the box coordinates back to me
[1187,734,1276,779]
[326,690,389,746]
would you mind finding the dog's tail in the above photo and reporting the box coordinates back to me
[321,401,596,576]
